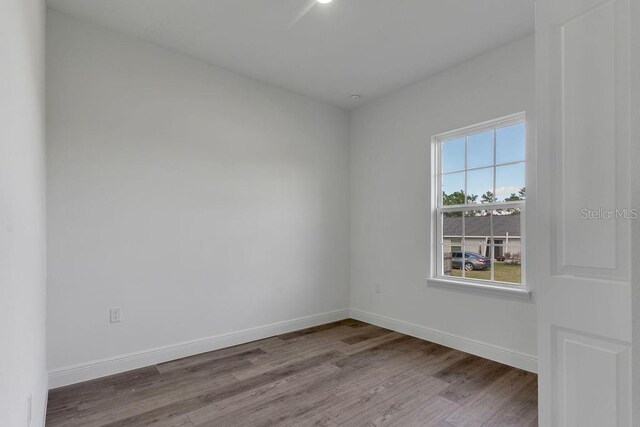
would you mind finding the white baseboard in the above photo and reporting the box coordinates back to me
[349,308,537,373]
[49,307,536,389]
[48,308,350,389]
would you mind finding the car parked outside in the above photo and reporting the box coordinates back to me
[451,251,492,271]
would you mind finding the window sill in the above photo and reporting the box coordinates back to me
[427,277,532,301]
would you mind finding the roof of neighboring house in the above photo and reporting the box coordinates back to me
[443,214,521,237]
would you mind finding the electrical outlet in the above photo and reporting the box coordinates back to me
[110,308,121,323]
[375,284,382,294]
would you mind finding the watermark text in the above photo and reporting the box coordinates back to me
[580,208,639,220]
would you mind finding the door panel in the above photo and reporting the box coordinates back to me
[560,0,617,271]
[536,0,633,425]
[554,328,631,426]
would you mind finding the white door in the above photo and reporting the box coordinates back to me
[536,0,634,425]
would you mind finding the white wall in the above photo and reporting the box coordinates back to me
[46,10,350,380]
[349,37,537,361]
[0,0,48,425]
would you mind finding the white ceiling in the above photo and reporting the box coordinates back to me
[47,0,535,109]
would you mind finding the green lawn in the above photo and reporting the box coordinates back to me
[450,262,521,284]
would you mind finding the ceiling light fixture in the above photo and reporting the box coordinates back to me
[316,0,333,4]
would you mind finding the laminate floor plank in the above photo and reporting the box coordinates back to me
[100,351,346,426]
[242,325,381,372]
[339,376,451,426]
[322,349,466,424]
[445,369,536,427]
[186,364,341,425]
[69,351,253,423]
[197,351,428,426]
[339,332,406,356]
[156,337,283,373]
[388,395,460,427]
[233,343,347,381]
[46,320,537,427]
[192,350,427,426]
[201,381,337,427]
[435,357,512,404]
[61,373,236,427]
[282,411,338,427]
[481,375,538,427]
[278,320,367,341]
[340,326,394,345]
[321,359,435,423]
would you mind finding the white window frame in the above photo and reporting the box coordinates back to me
[428,112,531,299]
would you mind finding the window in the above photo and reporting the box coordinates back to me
[431,113,527,295]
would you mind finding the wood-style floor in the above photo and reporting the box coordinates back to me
[46,319,537,426]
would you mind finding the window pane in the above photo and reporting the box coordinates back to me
[442,172,465,205]
[463,212,491,280]
[495,163,525,202]
[442,213,462,278]
[441,213,462,244]
[466,167,493,204]
[464,210,491,239]
[496,123,525,164]
[467,130,493,169]
[493,245,522,284]
[442,137,465,173]
[449,244,464,278]
[492,207,522,284]
[441,244,456,277]
[492,208,521,234]
[460,243,491,281]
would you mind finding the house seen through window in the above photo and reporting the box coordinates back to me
[434,113,525,286]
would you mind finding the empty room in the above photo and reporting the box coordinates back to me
[1,0,639,426]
